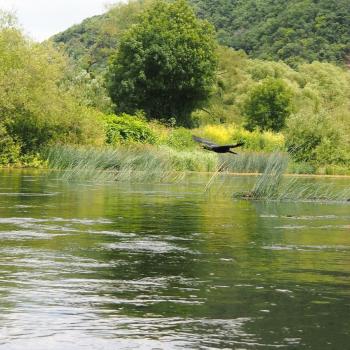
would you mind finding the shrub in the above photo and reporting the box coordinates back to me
[166,128,196,150]
[285,112,350,166]
[105,113,157,145]
[243,78,293,132]
[0,21,107,154]
[0,124,20,165]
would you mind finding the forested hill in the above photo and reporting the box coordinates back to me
[191,0,350,66]
[52,0,151,73]
[52,0,350,71]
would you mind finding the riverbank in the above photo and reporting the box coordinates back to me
[2,144,350,177]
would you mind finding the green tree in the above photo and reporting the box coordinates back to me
[243,78,293,132]
[0,14,106,158]
[107,0,217,126]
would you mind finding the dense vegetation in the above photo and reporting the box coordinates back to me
[0,0,349,176]
[0,16,107,165]
[52,0,154,74]
[191,0,350,66]
[54,0,350,69]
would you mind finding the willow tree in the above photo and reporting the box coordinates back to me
[107,0,217,126]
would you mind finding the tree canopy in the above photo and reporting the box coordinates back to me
[243,78,293,132]
[192,0,350,66]
[107,0,217,125]
[0,14,106,160]
[53,0,350,69]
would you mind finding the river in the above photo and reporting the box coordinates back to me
[0,170,349,349]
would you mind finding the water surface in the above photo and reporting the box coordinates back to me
[0,170,349,349]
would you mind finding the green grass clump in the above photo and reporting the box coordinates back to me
[44,144,218,182]
[235,152,350,202]
[248,153,288,198]
[44,145,304,184]
[222,152,276,173]
[276,179,350,202]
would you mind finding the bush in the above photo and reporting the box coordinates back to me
[0,125,20,165]
[165,128,196,150]
[243,78,293,132]
[285,112,350,166]
[105,113,157,145]
[0,21,107,155]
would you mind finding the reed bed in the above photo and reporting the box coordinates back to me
[234,152,350,202]
[45,146,350,201]
[44,145,221,182]
[45,145,287,182]
[276,178,350,202]
[221,152,276,173]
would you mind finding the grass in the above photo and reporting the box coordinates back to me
[44,145,350,201]
[276,178,350,201]
[234,152,350,202]
[44,144,220,182]
[45,144,288,183]
[221,152,279,173]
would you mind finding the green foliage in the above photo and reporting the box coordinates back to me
[104,113,157,145]
[0,15,106,164]
[191,47,248,125]
[191,0,350,66]
[107,0,217,125]
[285,112,350,167]
[195,49,350,170]
[165,128,196,150]
[1,5,349,174]
[192,47,298,127]
[243,78,293,132]
[62,68,114,114]
[52,0,153,74]
[0,124,20,165]
[53,0,350,70]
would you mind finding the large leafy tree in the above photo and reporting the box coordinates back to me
[107,0,217,125]
[0,13,106,157]
[243,78,293,132]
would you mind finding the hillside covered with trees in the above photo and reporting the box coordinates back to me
[53,0,350,69]
[191,0,350,66]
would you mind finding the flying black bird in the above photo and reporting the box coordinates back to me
[192,136,244,154]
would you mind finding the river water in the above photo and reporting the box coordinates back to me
[0,170,349,349]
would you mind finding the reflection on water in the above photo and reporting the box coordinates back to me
[0,170,349,349]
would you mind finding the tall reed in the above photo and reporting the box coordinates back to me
[44,145,218,182]
[234,152,350,202]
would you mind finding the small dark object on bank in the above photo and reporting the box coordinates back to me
[192,135,244,154]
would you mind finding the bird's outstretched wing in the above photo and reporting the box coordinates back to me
[192,135,219,148]
[193,136,244,150]
[219,142,245,149]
